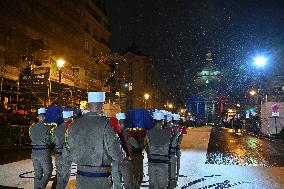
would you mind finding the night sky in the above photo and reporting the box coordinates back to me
[106,0,284,105]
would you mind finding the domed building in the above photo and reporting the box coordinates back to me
[187,51,225,124]
[195,51,222,87]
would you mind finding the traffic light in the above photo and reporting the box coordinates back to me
[249,107,255,113]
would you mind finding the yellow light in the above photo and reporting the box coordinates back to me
[168,104,173,109]
[188,112,191,116]
[80,101,87,110]
[57,59,65,69]
[249,90,256,96]
[181,109,185,113]
[144,93,150,100]
[236,104,241,107]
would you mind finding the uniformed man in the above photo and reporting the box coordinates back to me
[123,109,148,189]
[129,128,145,189]
[176,117,187,178]
[30,108,53,189]
[116,113,134,189]
[166,112,178,189]
[108,114,125,189]
[146,111,172,189]
[64,92,124,189]
[53,110,73,189]
[168,113,181,188]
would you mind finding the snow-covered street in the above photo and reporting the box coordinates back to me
[0,127,283,188]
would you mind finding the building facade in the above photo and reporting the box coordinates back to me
[0,0,111,110]
[118,44,167,111]
[188,51,224,124]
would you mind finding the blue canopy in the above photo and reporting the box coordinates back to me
[125,109,154,129]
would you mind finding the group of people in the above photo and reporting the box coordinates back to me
[29,91,187,189]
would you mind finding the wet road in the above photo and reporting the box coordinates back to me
[206,127,284,167]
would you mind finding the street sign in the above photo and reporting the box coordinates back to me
[272,112,280,117]
[271,104,280,112]
[246,113,250,119]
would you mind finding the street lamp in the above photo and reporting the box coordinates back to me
[57,59,65,105]
[253,56,268,67]
[57,59,65,84]
[249,90,257,96]
[144,93,150,100]
[168,103,173,109]
[144,93,150,108]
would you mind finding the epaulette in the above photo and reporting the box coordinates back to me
[65,119,73,131]
[167,127,174,135]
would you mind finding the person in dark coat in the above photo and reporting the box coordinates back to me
[53,110,73,189]
[64,92,124,189]
[146,111,172,188]
[30,108,53,189]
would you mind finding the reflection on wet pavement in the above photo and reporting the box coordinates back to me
[206,127,284,167]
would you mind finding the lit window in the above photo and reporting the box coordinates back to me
[84,42,89,53]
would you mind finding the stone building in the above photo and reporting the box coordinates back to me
[118,43,167,111]
[188,51,223,124]
[0,0,111,110]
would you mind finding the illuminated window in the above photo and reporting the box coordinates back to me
[84,42,89,53]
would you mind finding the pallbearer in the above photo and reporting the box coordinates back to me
[30,108,53,189]
[112,113,134,189]
[146,111,172,189]
[176,117,187,178]
[125,109,151,189]
[109,113,131,189]
[64,92,124,189]
[53,110,73,189]
[169,113,181,188]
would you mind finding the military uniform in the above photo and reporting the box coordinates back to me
[146,119,172,189]
[168,126,180,189]
[64,112,123,189]
[129,130,145,189]
[53,120,72,189]
[176,125,186,178]
[120,129,135,189]
[30,120,53,189]
[109,116,124,189]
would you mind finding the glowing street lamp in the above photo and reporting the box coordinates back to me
[57,59,65,69]
[144,93,150,100]
[253,56,267,67]
[168,103,173,109]
[144,93,150,108]
[56,59,65,105]
[249,90,257,96]
[57,59,65,84]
